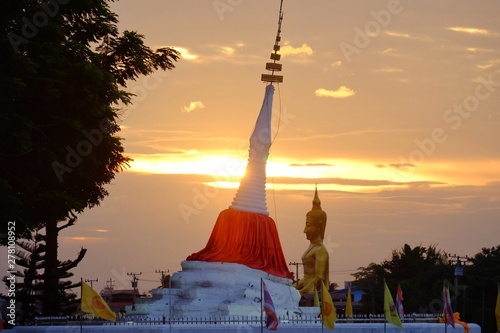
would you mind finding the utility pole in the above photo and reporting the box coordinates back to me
[127,272,142,310]
[448,254,471,317]
[106,278,115,290]
[155,269,169,288]
[288,262,303,284]
[84,278,98,288]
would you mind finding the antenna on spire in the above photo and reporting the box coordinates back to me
[261,0,284,84]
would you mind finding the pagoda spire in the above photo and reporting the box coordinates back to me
[261,0,284,84]
[229,0,285,214]
[187,0,292,279]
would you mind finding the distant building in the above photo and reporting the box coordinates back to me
[331,285,365,315]
[100,287,140,313]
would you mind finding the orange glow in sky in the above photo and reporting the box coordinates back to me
[17,0,499,295]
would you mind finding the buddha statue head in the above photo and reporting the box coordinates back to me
[304,186,327,242]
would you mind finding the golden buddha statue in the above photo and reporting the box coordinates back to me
[295,187,329,295]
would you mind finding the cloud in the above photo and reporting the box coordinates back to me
[381,48,402,57]
[374,163,417,170]
[385,31,412,39]
[61,236,102,242]
[289,163,334,167]
[182,101,205,113]
[389,163,416,170]
[173,46,199,61]
[314,86,355,99]
[373,67,403,73]
[466,47,494,53]
[475,59,500,70]
[280,43,313,57]
[385,31,432,42]
[192,43,254,64]
[217,44,245,57]
[447,27,491,36]
[331,60,343,68]
[219,46,235,56]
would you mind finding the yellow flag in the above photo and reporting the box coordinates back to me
[314,285,320,307]
[346,284,353,321]
[495,283,500,332]
[384,282,403,329]
[81,281,117,322]
[322,281,336,330]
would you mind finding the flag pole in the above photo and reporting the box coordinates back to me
[260,278,264,333]
[320,280,324,333]
[80,278,83,333]
[169,277,172,333]
[383,278,386,333]
[443,280,448,333]
[495,282,500,332]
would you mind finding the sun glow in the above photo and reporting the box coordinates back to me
[126,153,500,192]
[129,154,247,177]
[127,153,440,192]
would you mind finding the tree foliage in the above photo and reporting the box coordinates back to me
[352,244,451,314]
[5,230,84,323]
[352,243,500,331]
[462,245,500,332]
[0,0,179,315]
[0,0,179,238]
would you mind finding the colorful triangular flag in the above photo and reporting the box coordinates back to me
[321,281,336,330]
[345,283,353,322]
[81,281,116,322]
[314,285,320,308]
[384,281,403,329]
[395,284,404,320]
[442,281,455,328]
[263,281,279,330]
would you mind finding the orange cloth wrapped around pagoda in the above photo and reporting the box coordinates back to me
[187,208,293,279]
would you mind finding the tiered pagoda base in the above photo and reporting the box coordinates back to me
[127,260,307,318]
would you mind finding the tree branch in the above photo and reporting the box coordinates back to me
[58,247,87,273]
[57,212,78,232]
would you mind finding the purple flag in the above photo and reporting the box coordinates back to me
[263,281,279,330]
[442,283,455,328]
[396,284,404,319]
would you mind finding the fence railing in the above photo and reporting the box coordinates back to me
[34,313,440,326]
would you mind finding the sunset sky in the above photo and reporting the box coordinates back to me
[5,0,500,296]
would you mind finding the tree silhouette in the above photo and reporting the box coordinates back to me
[353,243,500,332]
[0,0,179,315]
[353,244,451,314]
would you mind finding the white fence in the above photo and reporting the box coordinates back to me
[34,313,440,326]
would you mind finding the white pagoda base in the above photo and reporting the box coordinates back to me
[126,260,311,318]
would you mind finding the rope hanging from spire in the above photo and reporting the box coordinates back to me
[261,0,284,84]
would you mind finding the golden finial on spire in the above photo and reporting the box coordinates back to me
[312,183,322,209]
[261,0,284,83]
